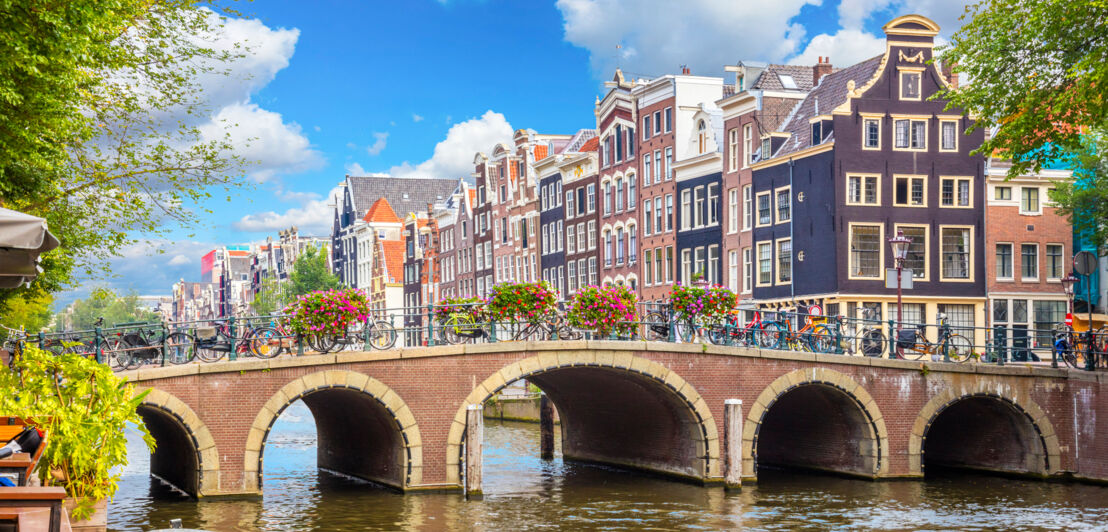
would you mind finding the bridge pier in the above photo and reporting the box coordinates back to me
[540,394,555,460]
[724,399,742,490]
[465,405,483,500]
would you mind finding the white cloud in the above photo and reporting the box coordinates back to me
[345,162,367,175]
[200,102,324,182]
[233,188,340,235]
[556,0,819,77]
[838,0,894,30]
[366,132,389,156]
[412,114,424,122]
[389,111,513,180]
[168,254,192,266]
[788,29,886,68]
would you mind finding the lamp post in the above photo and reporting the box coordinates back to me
[889,230,912,348]
[1058,273,1078,369]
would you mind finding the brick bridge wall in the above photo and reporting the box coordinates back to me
[123,341,1108,497]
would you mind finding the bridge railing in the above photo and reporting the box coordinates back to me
[7,304,1105,372]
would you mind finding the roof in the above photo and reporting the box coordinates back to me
[364,197,401,224]
[381,239,405,283]
[750,64,819,92]
[770,55,883,159]
[534,145,549,161]
[580,136,600,152]
[346,176,458,220]
[227,250,251,257]
[467,189,476,209]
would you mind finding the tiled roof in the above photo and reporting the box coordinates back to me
[364,197,401,224]
[347,176,457,219]
[227,250,251,257]
[770,56,882,159]
[467,189,476,209]
[381,239,405,283]
[751,64,819,91]
[534,145,548,161]
[580,136,600,152]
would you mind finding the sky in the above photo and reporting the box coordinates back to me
[58,0,977,307]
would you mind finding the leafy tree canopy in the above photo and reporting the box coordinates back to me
[287,245,341,298]
[57,288,158,331]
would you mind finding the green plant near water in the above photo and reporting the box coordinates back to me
[0,346,153,520]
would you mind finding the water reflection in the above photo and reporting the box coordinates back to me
[110,403,1108,531]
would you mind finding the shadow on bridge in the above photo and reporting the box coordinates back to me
[921,395,1050,477]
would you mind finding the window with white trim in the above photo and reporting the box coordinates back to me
[940,120,958,151]
[849,225,881,278]
[941,227,971,279]
[863,118,880,149]
[728,128,739,171]
[894,119,926,150]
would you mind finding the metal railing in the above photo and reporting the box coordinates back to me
[3,304,1105,372]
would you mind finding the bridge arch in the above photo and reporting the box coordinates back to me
[910,385,1061,477]
[745,368,889,479]
[446,351,721,485]
[243,370,424,492]
[137,388,220,497]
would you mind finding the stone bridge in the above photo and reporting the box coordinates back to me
[120,341,1108,498]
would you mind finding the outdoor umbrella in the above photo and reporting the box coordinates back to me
[0,208,60,289]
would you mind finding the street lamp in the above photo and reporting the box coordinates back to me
[889,230,912,352]
[1057,273,1079,369]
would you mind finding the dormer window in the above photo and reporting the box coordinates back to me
[811,122,822,145]
[697,120,708,154]
[900,71,921,100]
[761,137,772,160]
[779,74,798,89]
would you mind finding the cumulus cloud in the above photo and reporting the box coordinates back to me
[556,0,819,77]
[389,111,513,180]
[366,132,389,156]
[345,162,367,175]
[200,102,324,182]
[233,187,340,235]
[788,29,886,68]
[168,254,192,266]
[412,114,424,122]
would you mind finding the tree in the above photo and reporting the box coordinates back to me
[251,277,286,316]
[58,288,158,331]
[0,1,253,315]
[0,292,54,335]
[287,245,341,297]
[942,0,1108,248]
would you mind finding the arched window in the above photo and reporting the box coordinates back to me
[698,120,708,154]
[604,230,613,267]
[603,181,612,215]
[615,178,625,211]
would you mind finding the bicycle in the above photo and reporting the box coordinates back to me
[512,310,583,341]
[760,306,836,353]
[840,307,886,357]
[189,319,280,362]
[1052,326,1105,369]
[705,309,777,347]
[1,325,25,368]
[895,313,974,363]
[642,305,698,343]
[102,320,195,370]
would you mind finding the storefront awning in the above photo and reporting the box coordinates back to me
[0,208,60,289]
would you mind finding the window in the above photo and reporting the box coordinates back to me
[811,121,823,145]
[761,137,772,160]
[695,247,706,281]
[757,242,772,285]
[567,224,576,254]
[588,257,597,285]
[629,227,637,259]
[616,229,625,264]
[894,119,926,150]
[900,71,921,100]
[941,177,972,207]
[894,175,926,206]
[566,191,575,220]
[644,157,652,186]
[603,182,612,215]
[743,185,752,229]
[654,150,662,182]
[742,248,752,293]
[681,249,692,283]
[1021,187,1040,213]
[681,190,692,230]
[728,188,738,233]
[694,187,705,227]
[644,200,653,235]
[644,249,653,285]
[541,186,548,211]
[643,116,651,139]
[849,224,882,278]
[556,221,563,251]
[775,187,790,223]
[743,124,753,167]
[940,120,958,151]
[728,128,739,171]
[777,239,792,283]
[863,118,880,149]
[697,120,708,154]
[756,192,772,226]
[653,111,661,134]
[897,225,927,279]
[654,197,663,233]
[655,247,664,284]
[664,148,673,180]
[587,220,597,250]
[728,250,739,291]
[604,231,612,266]
[847,175,879,205]
[628,174,636,208]
[664,107,672,132]
[996,243,1013,279]
[577,223,586,253]
[577,187,586,216]
[1034,301,1067,345]
[568,261,576,292]
[601,136,610,166]
[995,186,1012,200]
[615,179,624,211]
[578,258,587,289]
[665,246,674,282]
[708,184,719,226]
[665,195,674,231]
[1047,244,1064,279]
[615,125,624,162]
[941,227,971,280]
[1021,244,1038,280]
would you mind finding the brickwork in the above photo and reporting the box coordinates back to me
[125,342,1108,497]
[986,205,1071,293]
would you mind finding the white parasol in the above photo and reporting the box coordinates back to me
[0,207,61,289]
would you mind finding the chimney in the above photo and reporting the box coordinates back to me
[681,65,690,75]
[813,56,832,86]
[941,60,960,89]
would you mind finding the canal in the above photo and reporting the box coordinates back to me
[110,401,1108,531]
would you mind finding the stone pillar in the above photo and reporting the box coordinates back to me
[466,404,484,499]
[724,399,743,490]
[540,394,555,460]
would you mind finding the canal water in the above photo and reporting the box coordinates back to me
[110,402,1108,531]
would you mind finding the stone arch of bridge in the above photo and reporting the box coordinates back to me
[137,388,220,498]
[910,385,1061,476]
[745,368,889,479]
[243,370,424,492]
[446,352,721,486]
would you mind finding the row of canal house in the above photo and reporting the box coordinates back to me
[387,15,1075,351]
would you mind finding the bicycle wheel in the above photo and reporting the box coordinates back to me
[195,341,226,363]
[897,333,929,361]
[514,323,544,341]
[103,339,128,370]
[249,327,284,359]
[165,332,196,364]
[307,334,338,354]
[758,322,784,349]
[942,334,975,363]
[642,311,670,341]
[675,318,697,343]
[860,330,886,357]
[368,321,398,350]
[553,324,582,341]
[443,315,475,345]
[1059,337,1083,369]
[808,324,837,353]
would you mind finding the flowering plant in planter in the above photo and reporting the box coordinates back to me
[567,284,639,337]
[670,284,737,323]
[485,282,558,322]
[433,296,487,324]
[286,288,371,336]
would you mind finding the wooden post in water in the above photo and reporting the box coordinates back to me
[724,399,743,490]
[465,404,484,499]
[540,393,555,460]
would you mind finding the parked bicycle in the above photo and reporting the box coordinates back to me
[102,319,194,370]
[705,309,777,347]
[642,305,698,343]
[308,317,398,353]
[759,306,836,353]
[894,313,974,362]
[1052,326,1107,369]
[512,310,582,341]
[840,307,886,357]
[179,318,281,363]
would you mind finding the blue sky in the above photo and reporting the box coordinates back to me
[59,0,973,306]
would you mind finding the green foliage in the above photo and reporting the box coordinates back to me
[567,284,638,337]
[251,277,286,316]
[0,0,254,311]
[1049,133,1108,250]
[670,284,737,323]
[485,282,558,322]
[56,288,157,331]
[0,292,54,337]
[0,346,153,520]
[285,288,370,336]
[433,296,486,324]
[940,0,1108,177]
[287,246,341,298]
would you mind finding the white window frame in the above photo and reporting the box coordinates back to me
[862,115,881,150]
[893,174,928,207]
[848,223,885,281]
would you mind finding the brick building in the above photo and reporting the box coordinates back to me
[561,136,601,297]
[597,71,641,290]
